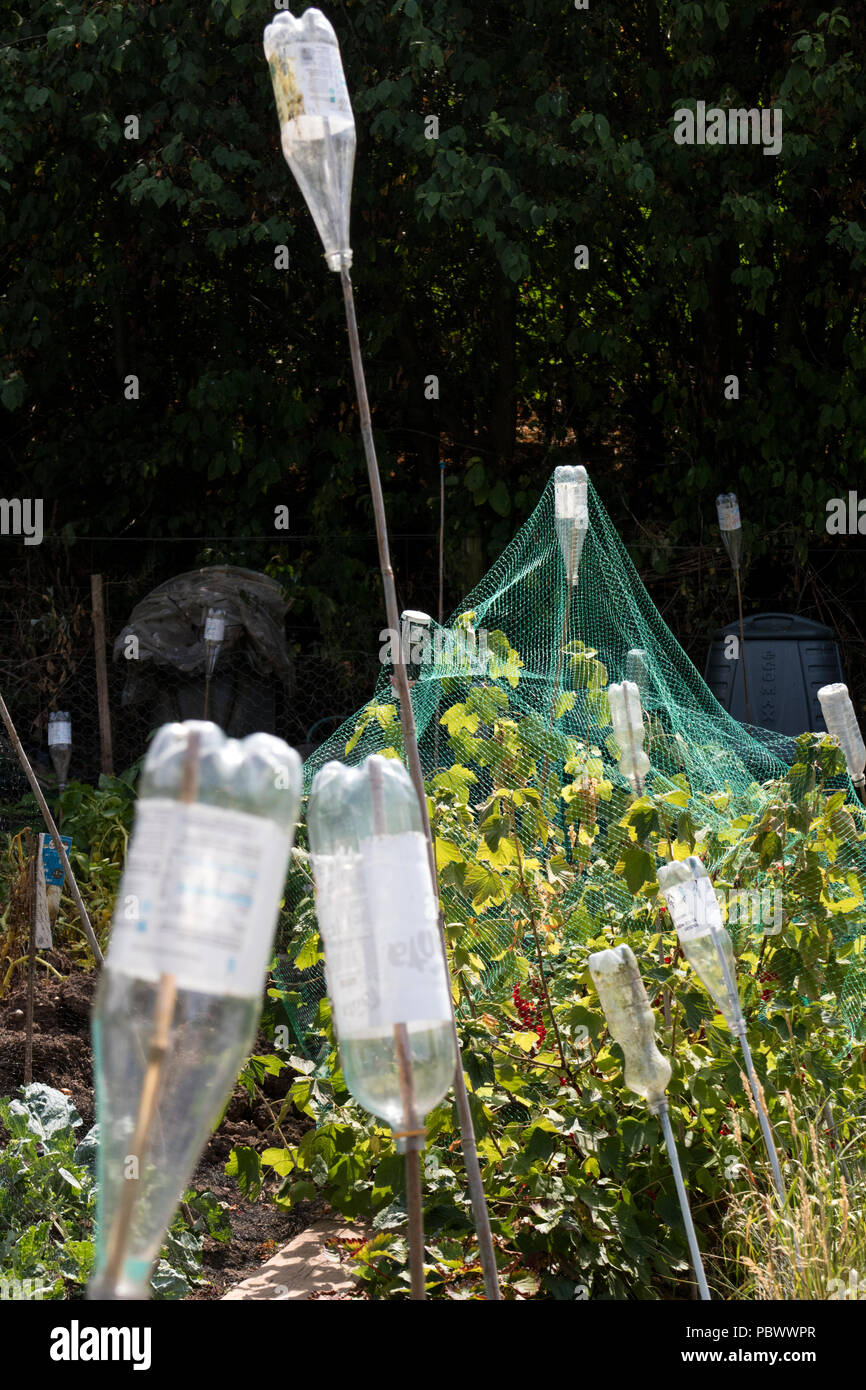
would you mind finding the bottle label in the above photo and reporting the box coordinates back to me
[106,799,290,997]
[314,850,382,1038]
[717,498,741,530]
[313,832,451,1038]
[204,614,225,642]
[270,41,352,125]
[48,721,72,745]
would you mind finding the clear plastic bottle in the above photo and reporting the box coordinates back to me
[263,9,355,271]
[818,683,866,787]
[47,709,72,792]
[89,721,302,1300]
[588,944,670,1112]
[553,464,589,583]
[308,755,455,1138]
[625,648,649,696]
[657,857,741,1031]
[716,492,743,571]
[607,680,651,793]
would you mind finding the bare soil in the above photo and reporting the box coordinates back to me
[0,953,320,1298]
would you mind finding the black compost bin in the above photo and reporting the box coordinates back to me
[704,612,844,737]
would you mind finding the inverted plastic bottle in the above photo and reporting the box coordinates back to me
[716,492,743,571]
[607,680,651,793]
[308,754,455,1143]
[625,648,649,696]
[588,943,710,1299]
[818,683,866,789]
[48,709,72,792]
[553,465,589,584]
[263,8,355,271]
[656,857,741,1032]
[657,855,790,1211]
[89,721,302,1300]
[203,607,227,679]
[400,609,433,685]
[588,945,671,1112]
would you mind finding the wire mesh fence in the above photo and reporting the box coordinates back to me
[0,564,389,831]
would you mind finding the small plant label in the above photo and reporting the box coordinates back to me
[39,833,72,887]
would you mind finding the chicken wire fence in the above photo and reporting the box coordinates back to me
[275,470,866,1054]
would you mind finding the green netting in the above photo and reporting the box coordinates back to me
[276,471,866,1049]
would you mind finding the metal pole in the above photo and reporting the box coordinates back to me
[709,927,788,1207]
[0,691,104,966]
[340,268,501,1300]
[737,1026,786,1203]
[438,462,445,628]
[433,461,445,773]
[657,1105,711,1300]
[734,568,752,723]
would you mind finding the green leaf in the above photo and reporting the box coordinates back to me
[593,113,610,142]
[623,846,656,893]
[225,1146,263,1201]
[261,1147,295,1178]
[488,479,511,516]
[464,861,506,909]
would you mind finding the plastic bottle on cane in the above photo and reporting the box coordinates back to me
[89,721,302,1299]
[263,9,355,271]
[307,754,456,1133]
[656,856,790,1212]
[588,943,710,1299]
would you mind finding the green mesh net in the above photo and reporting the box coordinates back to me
[276,471,866,1051]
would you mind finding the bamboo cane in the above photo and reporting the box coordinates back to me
[341,268,501,1300]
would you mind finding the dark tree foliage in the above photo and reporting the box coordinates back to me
[1,1,864,675]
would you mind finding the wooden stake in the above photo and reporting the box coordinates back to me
[102,970,178,1292]
[90,575,115,777]
[394,1021,426,1301]
[24,837,37,1085]
[368,758,427,1300]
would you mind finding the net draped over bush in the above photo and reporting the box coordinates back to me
[278,472,866,1047]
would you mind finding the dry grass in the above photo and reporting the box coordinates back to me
[721,1085,866,1300]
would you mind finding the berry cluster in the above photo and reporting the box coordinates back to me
[758,968,779,1003]
[513,979,547,1054]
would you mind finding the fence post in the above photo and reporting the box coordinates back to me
[91,575,114,777]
